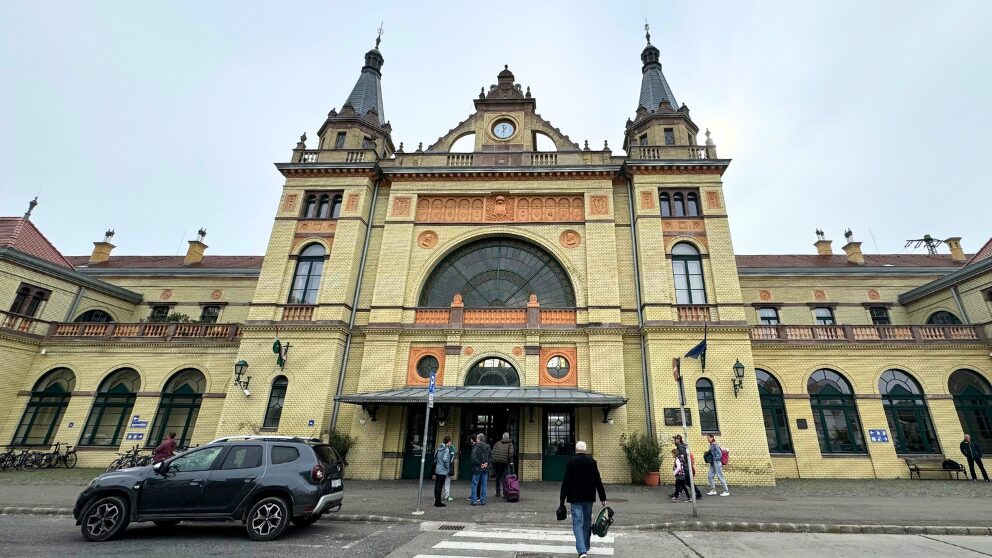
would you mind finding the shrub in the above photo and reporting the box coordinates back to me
[621,432,662,483]
[328,429,355,463]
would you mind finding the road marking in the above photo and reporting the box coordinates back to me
[435,540,614,555]
[454,530,615,543]
[342,527,384,549]
[413,555,489,558]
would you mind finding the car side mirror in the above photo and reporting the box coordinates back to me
[153,461,167,475]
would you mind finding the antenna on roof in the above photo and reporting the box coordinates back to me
[905,234,944,255]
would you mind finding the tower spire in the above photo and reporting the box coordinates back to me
[636,25,678,113]
[644,19,651,45]
[340,26,387,125]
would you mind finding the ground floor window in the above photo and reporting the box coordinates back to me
[147,369,205,448]
[12,368,75,446]
[756,369,792,453]
[808,369,866,454]
[262,376,288,428]
[949,369,992,450]
[79,368,140,447]
[879,369,939,454]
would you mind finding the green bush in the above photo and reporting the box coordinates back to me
[621,432,662,483]
[328,429,355,463]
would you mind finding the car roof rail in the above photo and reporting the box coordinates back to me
[208,435,307,444]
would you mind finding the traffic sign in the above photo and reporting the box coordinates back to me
[428,392,434,408]
[428,372,436,394]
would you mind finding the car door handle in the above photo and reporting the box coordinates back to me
[243,476,257,483]
[190,479,204,486]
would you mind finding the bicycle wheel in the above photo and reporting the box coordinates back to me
[106,458,122,472]
[21,454,38,471]
[38,453,54,469]
[65,452,78,468]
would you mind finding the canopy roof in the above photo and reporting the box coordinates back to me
[336,386,627,407]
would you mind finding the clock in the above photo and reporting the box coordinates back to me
[492,120,515,140]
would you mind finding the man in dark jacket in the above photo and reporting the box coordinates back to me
[491,432,514,498]
[559,441,607,558]
[961,434,989,481]
[470,433,492,505]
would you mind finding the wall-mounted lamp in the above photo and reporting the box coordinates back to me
[234,359,251,396]
[362,404,379,422]
[732,359,746,397]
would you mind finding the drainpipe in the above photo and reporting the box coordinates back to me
[951,286,970,324]
[65,286,85,321]
[330,169,382,430]
[624,165,655,439]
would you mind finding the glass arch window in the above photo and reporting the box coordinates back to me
[465,358,520,387]
[147,368,206,448]
[80,368,140,447]
[419,238,576,308]
[303,194,318,218]
[927,311,962,325]
[288,243,325,305]
[696,378,718,432]
[317,194,331,218]
[74,309,113,323]
[660,193,671,217]
[547,356,570,380]
[416,356,439,380]
[879,369,939,454]
[672,193,685,217]
[12,368,75,446]
[330,195,342,219]
[672,243,706,304]
[949,369,992,450]
[263,376,288,429]
[686,192,700,216]
[808,369,866,454]
[757,369,792,453]
[758,307,780,325]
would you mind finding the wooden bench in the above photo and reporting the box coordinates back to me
[905,457,967,480]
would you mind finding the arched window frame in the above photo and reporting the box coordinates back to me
[879,369,939,454]
[74,309,114,323]
[672,242,707,305]
[696,378,719,433]
[288,243,325,305]
[12,368,75,446]
[949,369,992,449]
[262,376,288,429]
[147,368,205,448]
[79,368,140,447]
[659,192,671,217]
[330,195,343,219]
[756,369,792,453]
[302,194,318,219]
[672,192,686,217]
[808,369,866,454]
[465,357,520,387]
[685,192,700,217]
[317,194,330,218]
[927,311,962,325]
[758,307,780,325]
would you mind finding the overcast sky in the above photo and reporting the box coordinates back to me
[1,1,989,258]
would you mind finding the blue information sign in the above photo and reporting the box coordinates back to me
[130,415,149,429]
[126,433,144,441]
[868,429,889,443]
[428,372,436,394]
[307,419,315,427]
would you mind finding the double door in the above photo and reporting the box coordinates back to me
[458,406,519,480]
[401,406,439,480]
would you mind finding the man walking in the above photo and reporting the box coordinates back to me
[559,441,607,558]
[433,436,452,507]
[152,431,177,463]
[961,434,989,481]
[466,434,478,502]
[492,432,514,498]
[470,433,492,505]
[705,434,729,496]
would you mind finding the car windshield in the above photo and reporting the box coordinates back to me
[312,444,341,466]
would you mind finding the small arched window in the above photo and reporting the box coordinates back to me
[660,193,671,217]
[672,193,686,217]
[303,194,318,219]
[879,369,938,454]
[317,195,331,219]
[672,243,706,304]
[686,193,700,217]
[808,369,866,454]
[756,369,791,453]
[288,244,325,305]
[927,311,962,325]
[74,309,114,323]
[330,195,343,219]
[696,378,718,433]
[12,368,76,446]
[80,368,140,446]
[263,376,289,429]
[465,358,520,387]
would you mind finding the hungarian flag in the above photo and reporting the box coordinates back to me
[273,338,288,369]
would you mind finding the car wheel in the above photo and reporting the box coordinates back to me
[292,513,322,528]
[81,495,130,542]
[246,496,290,541]
[153,520,181,528]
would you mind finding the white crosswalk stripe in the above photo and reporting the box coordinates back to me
[417,526,617,557]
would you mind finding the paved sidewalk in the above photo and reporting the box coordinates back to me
[1,469,990,528]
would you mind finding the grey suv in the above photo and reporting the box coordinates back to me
[74,436,344,541]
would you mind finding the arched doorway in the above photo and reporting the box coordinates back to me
[949,369,992,450]
[454,358,523,481]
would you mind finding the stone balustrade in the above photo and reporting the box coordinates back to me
[676,305,711,323]
[44,322,240,341]
[0,310,49,336]
[281,305,315,321]
[629,145,716,160]
[751,324,985,343]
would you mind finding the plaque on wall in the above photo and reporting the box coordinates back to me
[663,407,693,426]
[796,418,808,430]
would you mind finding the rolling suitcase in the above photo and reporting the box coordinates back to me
[503,464,520,502]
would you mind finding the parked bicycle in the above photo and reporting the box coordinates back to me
[37,442,78,469]
[106,446,151,471]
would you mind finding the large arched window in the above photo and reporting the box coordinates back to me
[927,311,962,325]
[74,309,114,323]
[147,368,205,448]
[263,376,288,429]
[288,244,325,305]
[672,243,706,305]
[80,368,140,447]
[808,369,866,454]
[696,378,718,433]
[949,369,992,450]
[757,369,792,453]
[419,238,576,308]
[465,358,520,387]
[879,369,938,454]
[13,368,75,446]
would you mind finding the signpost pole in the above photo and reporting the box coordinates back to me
[674,358,698,518]
[413,372,436,515]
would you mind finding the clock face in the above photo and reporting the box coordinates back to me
[492,120,515,139]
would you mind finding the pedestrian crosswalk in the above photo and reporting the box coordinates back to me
[413,526,617,557]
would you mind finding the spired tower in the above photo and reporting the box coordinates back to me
[213,29,774,486]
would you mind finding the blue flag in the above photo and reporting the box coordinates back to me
[685,324,707,370]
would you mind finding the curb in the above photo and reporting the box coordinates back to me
[0,507,420,525]
[1,507,72,516]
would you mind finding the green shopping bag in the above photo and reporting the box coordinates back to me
[592,505,614,537]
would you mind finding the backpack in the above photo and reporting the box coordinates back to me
[942,459,962,470]
[720,448,729,466]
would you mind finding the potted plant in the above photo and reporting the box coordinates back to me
[621,432,662,486]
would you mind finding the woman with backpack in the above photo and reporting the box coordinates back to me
[670,449,691,502]
[705,434,730,497]
[433,436,453,507]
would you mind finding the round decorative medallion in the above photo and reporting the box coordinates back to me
[868,289,880,300]
[560,230,581,248]
[211,289,223,300]
[160,289,173,300]
[464,346,474,356]
[813,290,826,301]
[417,230,438,249]
[758,290,771,301]
[512,346,523,356]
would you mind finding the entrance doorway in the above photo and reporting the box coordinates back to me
[542,408,575,481]
[401,405,438,480]
[458,406,519,480]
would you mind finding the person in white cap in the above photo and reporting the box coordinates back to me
[559,440,607,558]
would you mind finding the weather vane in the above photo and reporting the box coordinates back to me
[375,22,384,48]
[644,19,651,45]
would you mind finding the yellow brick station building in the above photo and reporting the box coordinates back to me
[2,36,990,485]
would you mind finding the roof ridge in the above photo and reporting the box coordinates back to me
[964,237,992,266]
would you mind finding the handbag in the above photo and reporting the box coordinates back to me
[555,503,567,521]
[592,505,614,537]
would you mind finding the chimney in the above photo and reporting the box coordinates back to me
[89,229,116,265]
[842,228,865,265]
[945,237,966,262]
[184,228,208,266]
[814,228,833,256]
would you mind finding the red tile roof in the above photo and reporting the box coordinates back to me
[735,253,966,269]
[0,217,75,269]
[964,238,992,266]
[66,255,264,269]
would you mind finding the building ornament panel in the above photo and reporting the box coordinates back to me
[414,195,584,223]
